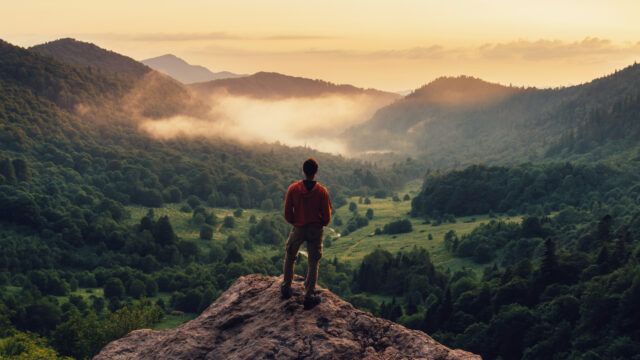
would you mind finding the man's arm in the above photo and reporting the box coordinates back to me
[320,189,332,227]
[284,186,295,224]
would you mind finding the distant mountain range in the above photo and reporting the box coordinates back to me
[28,38,204,119]
[31,38,149,78]
[190,71,400,101]
[142,54,244,84]
[13,37,640,169]
[345,69,640,167]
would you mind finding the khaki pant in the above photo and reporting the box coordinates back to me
[282,226,323,296]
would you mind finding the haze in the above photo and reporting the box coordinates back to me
[139,93,388,154]
[3,0,640,91]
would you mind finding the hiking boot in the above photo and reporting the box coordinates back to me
[280,283,293,299]
[303,294,322,309]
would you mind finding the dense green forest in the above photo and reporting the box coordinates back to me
[2,37,640,360]
[410,162,635,217]
[345,65,640,168]
[0,39,416,358]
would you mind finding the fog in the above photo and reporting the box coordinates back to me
[139,93,391,155]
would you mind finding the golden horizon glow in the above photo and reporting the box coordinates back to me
[3,0,640,91]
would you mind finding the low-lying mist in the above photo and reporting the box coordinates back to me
[139,93,391,155]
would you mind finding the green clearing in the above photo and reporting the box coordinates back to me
[118,181,523,329]
[154,312,198,330]
[324,180,522,272]
[126,181,522,274]
[126,205,279,260]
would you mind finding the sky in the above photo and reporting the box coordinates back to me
[3,0,640,91]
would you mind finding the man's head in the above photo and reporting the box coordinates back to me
[303,158,319,179]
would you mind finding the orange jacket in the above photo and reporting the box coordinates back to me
[284,180,332,227]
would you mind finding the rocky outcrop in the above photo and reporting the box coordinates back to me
[95,274,480,360]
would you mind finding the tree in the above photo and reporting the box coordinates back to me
[540,238,558,281]
[223,216,235,228]
[165,186,182,203]
[260,199,274,211]
[0,158,16,184]
[435,287,453,326]
[365,208,374,220]
[383,219,413,234]
[104,278,125,299]
[521,216,544,238]
[152,216,177,246]
[349,202,358,212]
[127,279,146,299]
[20,299,62,335]
[444,230,458,252]
[11,159,30,182]
[200,225,214,240]
[225,246,244,264]
[0,332,63,359]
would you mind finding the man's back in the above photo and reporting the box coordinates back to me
[284,179,331,228]
[281,158,331,309]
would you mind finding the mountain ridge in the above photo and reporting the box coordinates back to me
[344,63,640,166]
[95,275,479,360]
[142,54,244,84]
[30,38,150,78]
[28,38,207,119]
[190,71,401,101]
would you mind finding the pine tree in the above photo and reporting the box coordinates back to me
[153,216,177,246]
[0,158,16,184]
[435,287,452,326]
[540,238,558,282]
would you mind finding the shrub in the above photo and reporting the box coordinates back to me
[383,219,413,234]
[223,216,235,228]
[199,225,214,240]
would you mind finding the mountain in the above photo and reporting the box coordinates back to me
[190,71,401,101]
[31,38,149,78]
[344,67,640,167]
[0,37,420,359]
[30,38,205,119]
[142,54,244,84]
[95,275,479,360]
[404,76,522,106]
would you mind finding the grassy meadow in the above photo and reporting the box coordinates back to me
[324,181,522,273]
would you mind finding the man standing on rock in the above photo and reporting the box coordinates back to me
[281,158,332,309]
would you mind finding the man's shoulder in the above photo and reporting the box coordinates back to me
[316,182,330,195]
[287,181,302,191]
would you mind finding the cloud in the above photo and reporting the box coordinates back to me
[84,32,334,42]
[260,34,336,41]
[371,45,464,60]
[139,93,394,155]
[476,37,640,62]
[188,37,640,64]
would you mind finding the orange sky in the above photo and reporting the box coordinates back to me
[3,0,640,91]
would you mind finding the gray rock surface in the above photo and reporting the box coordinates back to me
[95,274,480,360]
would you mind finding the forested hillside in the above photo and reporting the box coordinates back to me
[396,151,640,358]
[345,66,640,167]
[189,71,400,101]
[0,39,416,358]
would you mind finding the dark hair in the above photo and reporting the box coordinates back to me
[303,158,319,177]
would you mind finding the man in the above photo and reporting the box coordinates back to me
[281,158,332,309]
